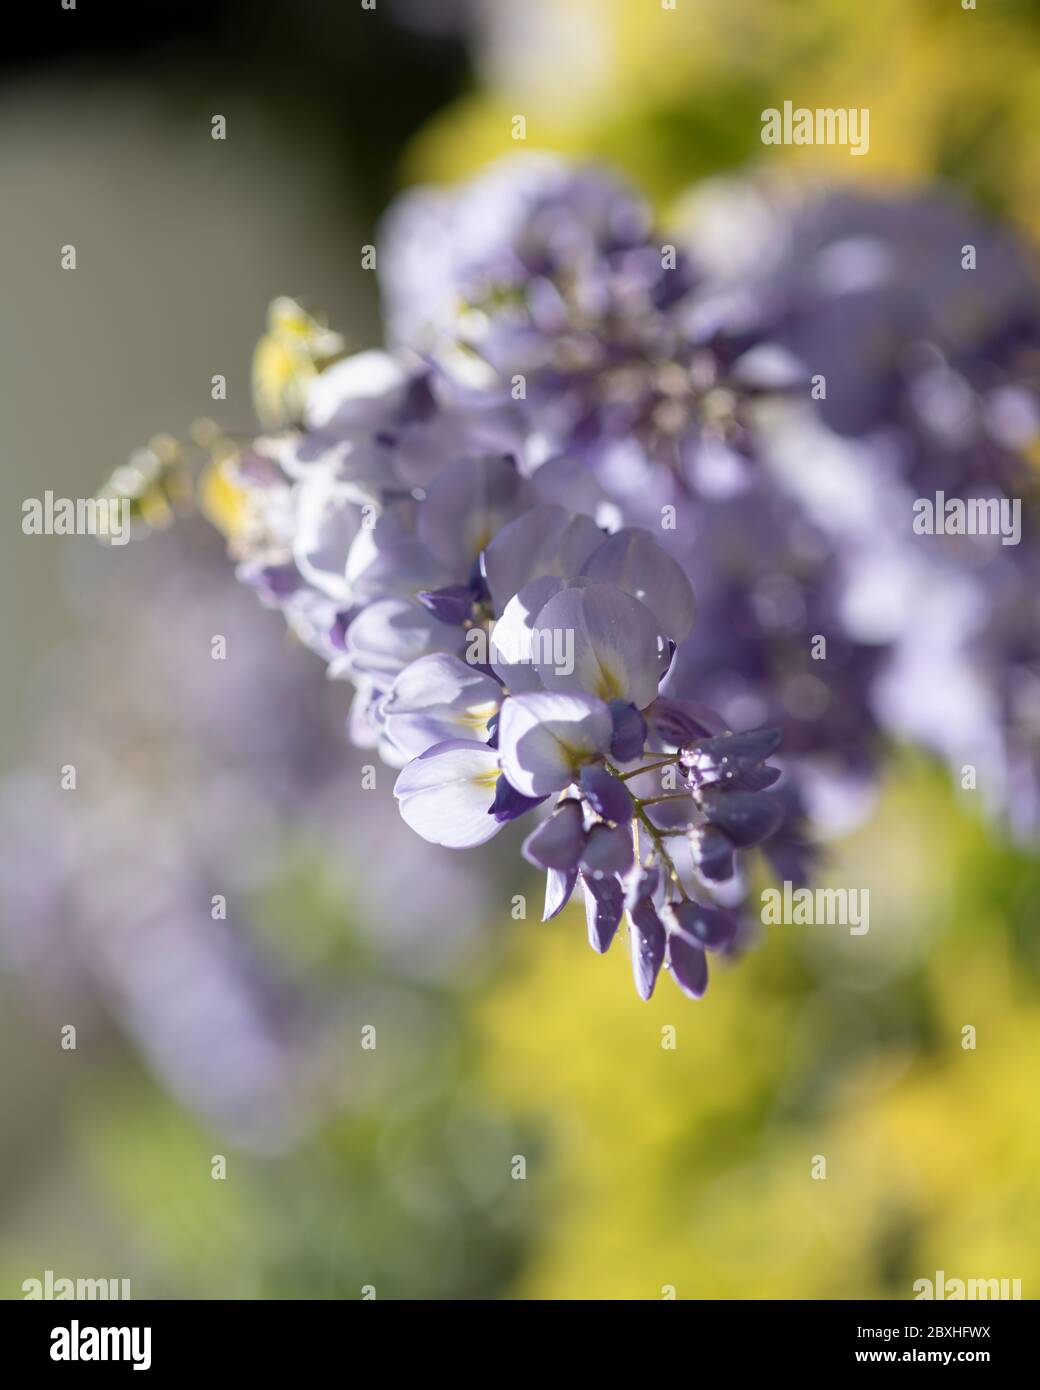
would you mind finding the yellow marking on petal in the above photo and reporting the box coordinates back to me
[468,525,494,562]
[472,768,503,790]
[457,700,501,737]
[592,659,626,703]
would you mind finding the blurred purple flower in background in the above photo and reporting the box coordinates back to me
[676,176,1040,834]
[379,155,798,519]
[0,523,494,1145]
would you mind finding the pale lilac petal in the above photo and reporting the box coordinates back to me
[345,499,450,605]
[345,598,465,682]
[304,350,410,431]
[483,505,605,614]
[580,527,697,642]
[490,575,565,694]
[393,740,504,848]
[417,455,536,572]
[381,654,502,759]
[533,583,670,709]
[291,467,365,603]
[497,690,613,797]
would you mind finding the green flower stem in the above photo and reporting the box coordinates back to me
[616,757,679,782]
[606,758,689,903]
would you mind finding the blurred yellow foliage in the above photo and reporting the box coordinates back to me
[475,759,1040,1299]
[406,0,1040,236]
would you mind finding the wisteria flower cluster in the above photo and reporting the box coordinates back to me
[228,350,789,999]
[106,153,1040,999]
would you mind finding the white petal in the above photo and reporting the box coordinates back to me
[382,654,502,758]
[394,740,504,848]
[497,691,612,797]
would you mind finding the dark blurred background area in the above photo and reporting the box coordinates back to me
[4,0,472,222]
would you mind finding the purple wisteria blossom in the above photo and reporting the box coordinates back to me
[226,342,792,999]
[379,155,799,519]
[0,523,497,1139]
[140,155,1040,1000]
[383,513,787,1002]
[677,177,1040,834]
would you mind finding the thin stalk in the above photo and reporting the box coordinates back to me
[616,757,679,782]
[606,759,689,902]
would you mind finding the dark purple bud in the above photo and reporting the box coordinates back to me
[580,823,634,878]
[688,728,781,762]
[690,826,735,883]
[544,867,577,921]
[490,775,547,824]
[760,780,817,887]
[417,583,476,626]
[764,818,817,889]
[646,697,723,748]
[628,898,666,1000]
[582,873,624,953]
[623,861,661,910]
[732,763,782,792]
[667,933,709,1000]
[522,801,585,871]
[579,764,633,824]
[700,789,785,848]
[664,899,738,952]
[607,699,647,763]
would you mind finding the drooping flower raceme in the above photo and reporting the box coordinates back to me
[219,337,791,1000]
[100,152,1040,1001]
[386,501,787,1001]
